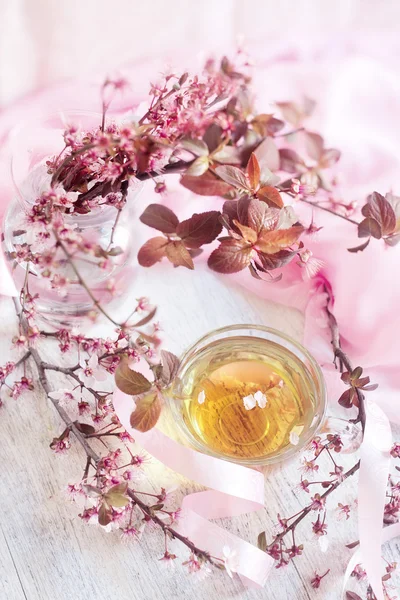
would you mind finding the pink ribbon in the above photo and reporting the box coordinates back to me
[113,388,274,587]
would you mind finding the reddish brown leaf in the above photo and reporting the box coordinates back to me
[176,211,222,248]
[358,217,382,239]
[257,185,284,208]
[276,101,303,126]
[362,191,396,235]
[266,117,285,135]
[165,241,194,269]
[279,148,305,173]
[140,204,179,234]
[137,237,167,267]
[208,239,252,273]
[75,422,96,435]
[233,219,258,243]
[247,200,280,233]
[338,389,355,408]
[115,360,153,395]
[215,165,250,191]
[132,306,157,327]
[130,392,162,432]
[247,153,260,190]
[256,225,304,254]
[160,350,180,386]
[203,123,223,152]
[257,248,298,270]
[348,239,370,253]
[180,171,233,197]
[346,592,363,600]
[319,148,341,168]
[304,131,324,161]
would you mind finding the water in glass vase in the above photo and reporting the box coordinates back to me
[179,336,317,461]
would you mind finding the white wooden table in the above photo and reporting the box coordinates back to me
[1,262,398,600]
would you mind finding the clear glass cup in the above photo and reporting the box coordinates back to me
[167,325,327,466]
[2,111,141,326]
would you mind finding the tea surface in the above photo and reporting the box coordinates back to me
[180,337,316,460]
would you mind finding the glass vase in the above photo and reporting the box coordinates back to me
[2,112,140,326]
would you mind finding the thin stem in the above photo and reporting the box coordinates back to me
[276,127,305,138]
[300,198,359,226]
[54,233,120,327]
[324,286,366,433]
[271,460,360,547]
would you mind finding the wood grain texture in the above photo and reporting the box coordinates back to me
[0,264,398,600]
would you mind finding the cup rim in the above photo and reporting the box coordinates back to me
[167,324,327,467]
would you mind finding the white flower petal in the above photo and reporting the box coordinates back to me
[197,390,206,404]
[243,394,256,410]
[289,425,304,446]
[88,355,99,369]
[254,390,267,408]
[289,431,300,446]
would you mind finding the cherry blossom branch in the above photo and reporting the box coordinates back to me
[270,460,360,548]
[12,297,220,569]
[324,290,367,433]
[259,291,367,555]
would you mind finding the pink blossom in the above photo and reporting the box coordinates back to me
[351,564,367,581]
[336,503,351,521]
[78,355,108,387]
[391,443,400,459]
[50,437,71,454]
[310,494,326,512]
[49,388,78,405]
[311,569,330,589]
[183,554,212,580]
[12,335,28,349]
[10,377,34,399]
[121,526,140,540]
[312,514,327,536]
[299,458,319,476]
[159,551,177,570]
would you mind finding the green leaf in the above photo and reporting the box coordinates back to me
[257,531,267,552]
[105,483,130,508]
[185,156,209,177]
[115,360,152,395]
[180,137,209,157]
[98,502,112,526]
